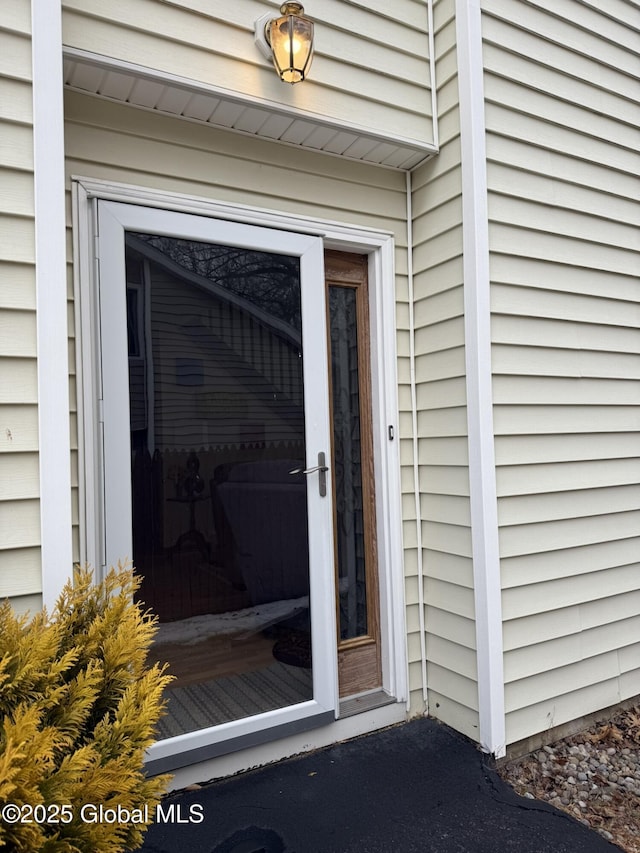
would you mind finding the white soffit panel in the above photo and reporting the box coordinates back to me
[63,48,437,170]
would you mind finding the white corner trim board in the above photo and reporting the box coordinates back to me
[427,0,439,152]
[32,0,74,608]
[455,0,506,759]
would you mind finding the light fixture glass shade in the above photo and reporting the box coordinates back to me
[268,2,314,84]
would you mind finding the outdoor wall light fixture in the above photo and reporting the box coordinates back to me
[254,2,314,84]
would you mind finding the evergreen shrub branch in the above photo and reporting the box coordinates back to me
[0,565,173,852]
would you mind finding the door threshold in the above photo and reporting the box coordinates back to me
[339,689,396,719]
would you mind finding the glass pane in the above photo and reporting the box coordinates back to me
[126,233,313,739]
[329,286,368,640]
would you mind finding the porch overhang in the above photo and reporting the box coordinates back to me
[63,48,437,171]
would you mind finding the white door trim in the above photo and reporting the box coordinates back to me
[72,177,407,768]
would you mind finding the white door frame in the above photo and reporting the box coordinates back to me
[72,177,407,771]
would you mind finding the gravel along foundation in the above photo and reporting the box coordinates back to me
[498,706,640,853]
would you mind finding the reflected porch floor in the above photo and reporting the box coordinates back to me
[151,631,312,739]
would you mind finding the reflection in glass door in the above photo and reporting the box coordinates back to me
[125,233,315,738]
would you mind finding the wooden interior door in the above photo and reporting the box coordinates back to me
[325,251,382,698]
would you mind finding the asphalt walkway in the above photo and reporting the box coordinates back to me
[137,717,619,853]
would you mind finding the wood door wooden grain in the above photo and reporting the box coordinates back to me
[325,250,382,698]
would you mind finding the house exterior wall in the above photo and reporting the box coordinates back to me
[0,1,43,615]
[410,0,480,739]
[1,0,638,766]
[481,0,640,745]
[61,0,435,154]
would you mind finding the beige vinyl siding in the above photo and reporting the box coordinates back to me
[0,4,43,610]
[61,0,434,148]
[63,88,418,677]
[481,0,640,745]
[64,91,408,233]
[409,0,479,736]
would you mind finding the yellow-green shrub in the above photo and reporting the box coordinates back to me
[0,565,172,852]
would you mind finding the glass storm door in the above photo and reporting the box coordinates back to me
[97,202,337,766]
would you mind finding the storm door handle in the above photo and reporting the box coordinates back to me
[289,452,329,497]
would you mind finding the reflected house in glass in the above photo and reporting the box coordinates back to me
[124,232,315,738]
[125,232,308,598]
